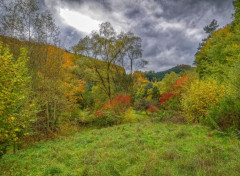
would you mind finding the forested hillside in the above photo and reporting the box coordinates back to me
[1,0,240,175]
[145,65,192,81]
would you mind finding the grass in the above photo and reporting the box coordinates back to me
[1,120,240,176]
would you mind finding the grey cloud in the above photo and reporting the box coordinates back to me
[44,0,234,71]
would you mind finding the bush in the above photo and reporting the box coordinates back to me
[206,97,240,131]
[147,105,159,112]
[122,108,137,123]
[134,99,158,111]
[181,79,226,122]
[102,95,131,114]
[94,95,132,126]
[71,109,94,125]
[94,110,118,126]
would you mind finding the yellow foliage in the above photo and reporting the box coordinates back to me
[181,78,226,122]
[123,108,136,123]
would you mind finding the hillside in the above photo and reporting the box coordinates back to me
[145,65,192,81]
[1,120,240,176]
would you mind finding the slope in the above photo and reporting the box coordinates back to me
[1,120,240,176]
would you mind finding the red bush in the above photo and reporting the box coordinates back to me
[96,95,132,117]
[147,105,159,113]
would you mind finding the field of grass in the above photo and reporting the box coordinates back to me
[1,120,240,176]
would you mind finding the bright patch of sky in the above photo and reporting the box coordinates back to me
[59,8,101,34]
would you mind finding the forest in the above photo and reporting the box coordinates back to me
[1,0,240,175]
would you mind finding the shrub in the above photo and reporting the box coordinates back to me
[134,99,158,111]
[71,109,94,125]
[94,110,118,126]
[147,105,160,113]
[94,95,132,126]
[104,95,131,115]
[122,108,137,123]
[181,79,226,122]
[206,97,240,131]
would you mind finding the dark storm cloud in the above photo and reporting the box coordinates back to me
[44,0,234,71]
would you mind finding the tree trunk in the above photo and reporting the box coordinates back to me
[107,64,112,100]
[53,99,56,131]
[46,102,50,131]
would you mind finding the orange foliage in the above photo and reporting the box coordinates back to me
[173,75,190,88]
[63,52,74,67]
[147,105,159,113]
[73,80,87,100]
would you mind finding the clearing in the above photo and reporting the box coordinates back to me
[1,120,240,176]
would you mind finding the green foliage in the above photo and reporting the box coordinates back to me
[195,25,236,80]
[193,1,240,131]
[0,43,34,156]
[94,110,119,126]
[207,97,240,131]
[204,59,240,131]
[158,72,180,94]
[152,86,161,100]
[71,109,95,125]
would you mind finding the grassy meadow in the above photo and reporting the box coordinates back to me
[1,120,240,176]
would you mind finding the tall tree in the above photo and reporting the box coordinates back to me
[196,19,219,54]
[0,42,33,155]
[0,0,60,45]
[73,22,145,100]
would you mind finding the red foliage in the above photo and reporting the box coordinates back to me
[147,105,159,113]
[173,75,190,88]
[96,95,132,117]
[159,75,190,106]
[159,92,175,106]
[94,110,105,117]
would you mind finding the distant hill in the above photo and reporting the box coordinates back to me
[145,65,192,81]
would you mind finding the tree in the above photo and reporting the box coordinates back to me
[0,0,25,39]
[203,19,219,34]
[118,32,144,75]
[196,19,219,54]
[22,0,39,41]
[0,42,33,156]
[73,22,144,100]
[0,0,60,45]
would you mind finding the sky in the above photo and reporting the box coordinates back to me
[44,0,234,72]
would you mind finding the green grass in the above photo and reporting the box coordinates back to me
[1,120,240,176]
